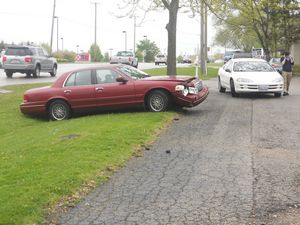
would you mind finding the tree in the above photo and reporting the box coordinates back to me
[208,0,300,59]
[136,39,160,62]
[120,0,198,75]
[89,44,103,62]
[103,52,110,62]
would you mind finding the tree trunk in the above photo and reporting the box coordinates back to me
[165,0,179,75]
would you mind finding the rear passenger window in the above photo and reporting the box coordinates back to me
[65,70,92,86]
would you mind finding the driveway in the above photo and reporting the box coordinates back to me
[59,78,300,225]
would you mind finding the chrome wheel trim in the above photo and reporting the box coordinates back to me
[150,94,165,112]
[51,103,67,120]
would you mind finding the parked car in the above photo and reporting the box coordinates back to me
[2,45,57,78]
[110,51,138,68]
[155,54,167,65]
[269,58,282,74]
[224,50,241,63]
[183,56,192,64]
[218,58,283,97]
[0,49,5,68]
[20,64,209,120]
[232,52,253,59]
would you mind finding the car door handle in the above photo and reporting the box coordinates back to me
[64,90,72,94]
[95,87,104,92]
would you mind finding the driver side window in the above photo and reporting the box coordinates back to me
[96,69,120,84]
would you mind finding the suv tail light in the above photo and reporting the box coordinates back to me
[2,56,7,63]
[24,57,32,63]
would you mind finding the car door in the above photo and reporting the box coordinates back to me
[37,48,48,71]
[94,68,136,107]
[42,48,53,70]
[63,69,97,110]
[222,60,233,88]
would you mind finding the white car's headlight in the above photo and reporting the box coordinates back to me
[273,77,283,83]
[236,78,254,83]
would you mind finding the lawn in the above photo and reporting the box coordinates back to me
[144,66,219,80]
[0,83,175,225]
[293,64,300,76]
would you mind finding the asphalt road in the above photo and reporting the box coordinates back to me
[0,62,174,87]
[58,78,300,224]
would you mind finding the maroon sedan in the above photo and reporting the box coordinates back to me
[20,65,209,120]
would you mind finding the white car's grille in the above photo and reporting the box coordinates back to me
[239,84,283,91]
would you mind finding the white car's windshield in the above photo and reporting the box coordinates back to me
[117,66,149,80]
[233,61,274,72]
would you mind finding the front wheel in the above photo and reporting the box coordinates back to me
[48,100,71,121]
[146,90,169,112]
[230,79,238,97]
[274,92,282,97]
[218,77,226,93]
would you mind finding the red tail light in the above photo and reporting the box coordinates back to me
[2,56,7,63]
[23,95,29,103]
[24,57,32,63]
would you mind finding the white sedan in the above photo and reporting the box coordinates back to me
[218,58,283,97]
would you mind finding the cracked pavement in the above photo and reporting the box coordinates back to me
[59,77,300,225]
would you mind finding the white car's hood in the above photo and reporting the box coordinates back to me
[233,71,282,82]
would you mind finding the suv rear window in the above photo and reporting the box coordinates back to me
[5,48,33,56]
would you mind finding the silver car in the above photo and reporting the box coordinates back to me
[2,45,57,78]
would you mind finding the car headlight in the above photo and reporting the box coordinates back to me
[175,85,185,91]
[273,77,283,83]
[236,78,253,83]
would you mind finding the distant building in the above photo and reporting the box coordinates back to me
[291,41,300,65]
[75,53,90,62]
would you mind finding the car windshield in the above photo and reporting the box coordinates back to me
[5,48,33,56]
[233,61,274,72]
[117,66,149,80]
[116,51,133,57]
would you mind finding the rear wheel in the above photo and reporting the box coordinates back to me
[218,77,226,93]
[48,100,70,121]
[33,65,40,78]
[230,79,238,97]
[26,72,31,78]
[50,64,57,77]
[146,90,169,112]
[5,70,13,78]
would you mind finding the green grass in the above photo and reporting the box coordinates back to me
[143,66,219,80]
[293,65,300,76]
[0,84,175,225]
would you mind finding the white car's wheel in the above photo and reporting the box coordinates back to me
[230,79,238,97]
[218,77,226,93]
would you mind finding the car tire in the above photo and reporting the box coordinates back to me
[48,100,71,121]
[50,64,57,77]
[147,90,169,112]
[26,72,31,78]
[274,92,282,97]
[5,71,13,78]
[218,77,226,93]
[230,79,238,97]
[33,65,40,78]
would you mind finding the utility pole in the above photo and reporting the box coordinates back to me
[133,16,136,56]
[50,0,56,54]
[54,16,59,52]
[91,2,100,45]
[200,0,207,75]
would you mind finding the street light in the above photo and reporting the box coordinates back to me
[122,31,127,52]
[54,16,59,52]
[61,37,64,52]
[76,45,79,54]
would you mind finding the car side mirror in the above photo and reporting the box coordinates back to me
[225,69,231,73]
[116,77,128,83]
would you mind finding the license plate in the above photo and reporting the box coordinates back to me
[258,85,268,91]
[10,60,20,64]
